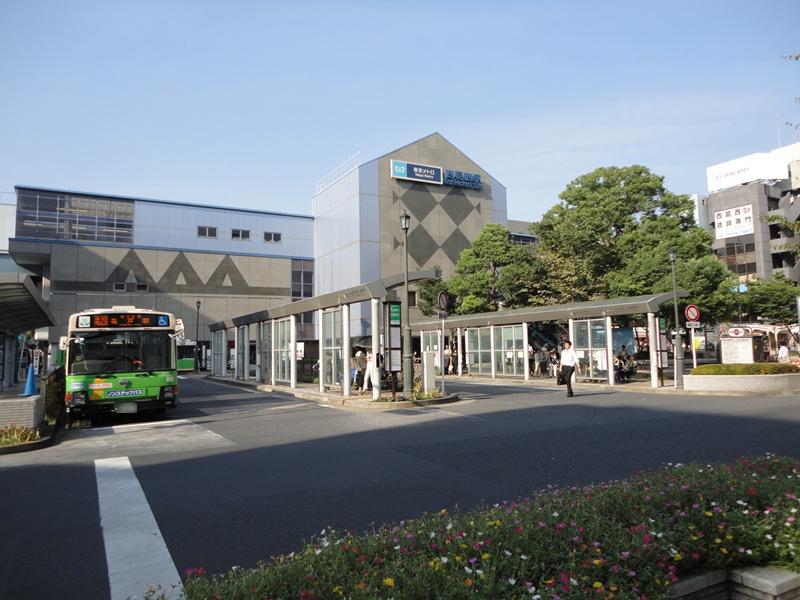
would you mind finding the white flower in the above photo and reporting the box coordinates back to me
[508,578,517,585]
[394,545,401,551]
[465,567,473,574]
[446,522,453,530]
[430,532,436,538]
[440,557,449,563]
[314,548,322,555]
[767,534,774,540]
[552,512,559,517]
[570,578,578,585]
[504,550,512,556]
[520,554,529,560]
[322,540,330,547]
[476,569,483,575]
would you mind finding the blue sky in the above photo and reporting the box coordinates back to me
[0,1,797,220]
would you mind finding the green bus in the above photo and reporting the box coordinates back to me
[177,340,197,372]
[64,306,179,418]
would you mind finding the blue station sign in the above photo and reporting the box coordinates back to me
[444,169,481,189]
[390,160,443,185]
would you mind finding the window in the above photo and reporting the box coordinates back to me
[136,283,149,292]
[264,231,283,243]
[198,226,217,238]
[232,229,250,241]
[113,283,126,292]
[408,291,417,307]
[273,232,282,242]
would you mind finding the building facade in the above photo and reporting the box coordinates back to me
[312,133,507,334]
[9,187,315,355]
[702,143,800,283]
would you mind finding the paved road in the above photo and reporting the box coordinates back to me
[2,376,800,599]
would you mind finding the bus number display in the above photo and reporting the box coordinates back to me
[77,313,170,328]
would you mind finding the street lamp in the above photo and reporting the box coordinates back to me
[668,250,684,389]
[195,299,202,373]
[400,211,413,400]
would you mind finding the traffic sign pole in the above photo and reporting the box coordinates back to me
[690,327,697,369]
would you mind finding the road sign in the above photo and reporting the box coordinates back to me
[685,305,700,322]
[686,321,702,329]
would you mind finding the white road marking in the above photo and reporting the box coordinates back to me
[268,402,312,410]
[177,375,188,380]
[96,456,182,600]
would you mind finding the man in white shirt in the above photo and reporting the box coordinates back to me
[559,340,581,397]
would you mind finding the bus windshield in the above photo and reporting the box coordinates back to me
[68,330,173,375]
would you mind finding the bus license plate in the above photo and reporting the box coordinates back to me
[116,402,137,414]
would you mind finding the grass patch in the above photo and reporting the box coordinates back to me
[161,455,800,600]
[691,363,800,375]
[0,424,41,447]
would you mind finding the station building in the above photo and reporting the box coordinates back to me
[7,133,514,367]
[700,142,800,283]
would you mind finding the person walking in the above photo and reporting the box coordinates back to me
[355,347,367,391]
[361,351,375,396]
[559,340,580,397]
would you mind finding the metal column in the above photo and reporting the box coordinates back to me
[318,308,325,393]
[242,325,250,381]
[457,327,463,376]
[342,304,351,397]
[568,318,575,384]
[255,322,263,383]
[606,315,615,386]
[490,325,496,379]
[289,315,297,388]
[371,298,380,401]
[522,322,530,381]
[647,312,659,388]
[270,320,276,387]
[233,326,240,379]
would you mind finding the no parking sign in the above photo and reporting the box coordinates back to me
[684,305,700,322]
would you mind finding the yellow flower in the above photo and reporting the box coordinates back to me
[332,585,344,597]
[460,543,468,549]
[383,577,395,588]
[482,553,490,561]
[592,559,603,566]
[593,581,603,589]
[455,555,463,562]
[715,538,722,544]
[720,547,728,554]
[673,553,683,561]
[705,511,713,517]
[439,508,448,515]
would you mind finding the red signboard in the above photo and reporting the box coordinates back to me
[684,305,700,322]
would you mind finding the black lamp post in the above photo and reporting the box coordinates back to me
[668,250,684,389]
[400,211,413,400]
[195,299,201,372]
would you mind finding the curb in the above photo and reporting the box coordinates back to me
[0,411,65,455]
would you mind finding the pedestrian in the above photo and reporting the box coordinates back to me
[559,340,580,397]
[361,351,375,395]
[528,344,537,377]
[355,347,367,390]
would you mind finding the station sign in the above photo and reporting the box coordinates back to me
[391,160,443,185]
[390,160,482,189]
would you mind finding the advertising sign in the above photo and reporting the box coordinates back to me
[390,160,443,185]
[714,204,753,240]
[721,337,754,364]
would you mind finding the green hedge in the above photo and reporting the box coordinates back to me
[691,363,800,375]
[163,455,800,600]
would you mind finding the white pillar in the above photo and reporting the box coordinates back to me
[318,309,325,393]
[522,322,530,381]
[371,298,381,400]
[255,322,263,383]
[342,304,351,397]
[223,329,229,377]
[606,315,615,386]
[290,315,297,389]
[243,325,250,381]
[270,320,276,387]
[233,326,240,379]
[647,312,659,388]
[457,327,463,376]
[490,325,496,378]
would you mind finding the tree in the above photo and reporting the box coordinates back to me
[417,268,449,317]
[448,224,516,314]
[742,273,799,323]
[532,165,696,299]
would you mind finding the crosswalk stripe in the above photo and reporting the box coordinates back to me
[95,456,182,599]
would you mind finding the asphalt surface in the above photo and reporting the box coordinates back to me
[2,376,800,599]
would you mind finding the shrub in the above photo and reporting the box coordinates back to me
[691,363,800,375]
[164,455,800,600]
[0,424,41,446]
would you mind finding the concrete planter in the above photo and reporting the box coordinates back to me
[670,566,800,599]
[0,394,44,428]
[684,373,800,394]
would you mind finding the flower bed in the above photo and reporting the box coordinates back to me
[691,364,799,375]
[172,455,799,600]
[0,423,41,447]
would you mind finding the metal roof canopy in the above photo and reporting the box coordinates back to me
[412,291,689,331]
[0,271,56,333]
[209,269,440,332]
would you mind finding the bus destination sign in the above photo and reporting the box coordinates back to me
[77,313,171,329]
